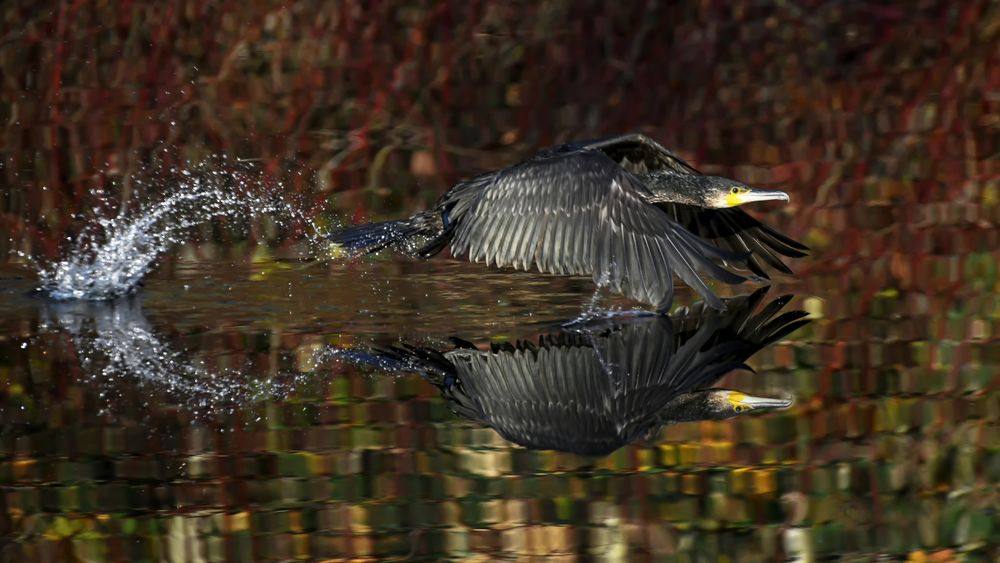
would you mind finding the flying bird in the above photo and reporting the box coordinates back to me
[330,288,809,456]
[329,133,807,311]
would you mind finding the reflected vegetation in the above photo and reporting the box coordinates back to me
[330,289,806,456]
[0,259,998,560]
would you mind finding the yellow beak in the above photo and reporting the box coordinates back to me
[724,189,790,208]
[728,391,794,411]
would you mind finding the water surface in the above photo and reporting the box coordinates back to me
[0,252,996,560]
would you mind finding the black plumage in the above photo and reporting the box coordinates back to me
[576,134,810,277]
[329,133,807,311]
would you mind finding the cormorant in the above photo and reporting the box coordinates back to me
[330,288,809,456]
[328,133,807,311]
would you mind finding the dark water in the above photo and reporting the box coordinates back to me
[0,250,997,561]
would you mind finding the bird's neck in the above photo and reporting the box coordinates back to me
[642,172,708,206]
[658,391,716,424]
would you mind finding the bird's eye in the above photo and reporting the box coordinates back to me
[731,187,740,194]
[734,405,745,413]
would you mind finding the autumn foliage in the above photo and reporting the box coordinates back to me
[1,1,998,262]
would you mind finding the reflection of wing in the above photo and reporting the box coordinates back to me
[575,133,810,278]
[446,149,747,311]
[336,291,808,456]
[443,318,740,456]
[668,288,810,386]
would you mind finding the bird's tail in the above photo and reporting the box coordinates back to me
[327,212,436,256]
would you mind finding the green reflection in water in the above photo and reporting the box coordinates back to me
[0,257,997,560]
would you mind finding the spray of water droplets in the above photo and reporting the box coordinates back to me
[28,162,313,300]
[557,264,668,328]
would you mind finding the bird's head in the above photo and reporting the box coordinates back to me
[701,176,790,209]
[704,389,793,419]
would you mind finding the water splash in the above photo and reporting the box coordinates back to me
[556,266,615,326]
[555,260,703,328]
[30,163,306,300]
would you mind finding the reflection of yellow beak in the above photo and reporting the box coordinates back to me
[724,188,791,208]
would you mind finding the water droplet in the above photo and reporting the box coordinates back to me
[33,157,300,301]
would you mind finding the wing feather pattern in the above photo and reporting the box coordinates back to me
[449,151,747,311]
[661,206,809,277]
[574,133,809,277]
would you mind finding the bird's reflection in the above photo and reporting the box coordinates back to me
[333,288,808,456]
[37,298,296,415]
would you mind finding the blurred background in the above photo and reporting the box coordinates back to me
[4,0,996,261]
[1,1,999,560]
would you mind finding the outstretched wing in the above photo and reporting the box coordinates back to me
[575,133,702,175]
[660,206,809,277]
[447,150,747,311]
[577,133,809,278]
